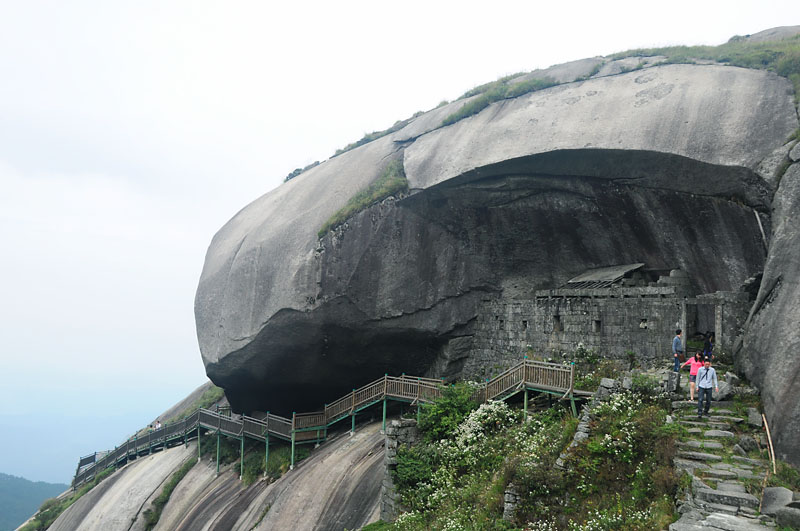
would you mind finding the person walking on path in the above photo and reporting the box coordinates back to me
[696,358,719,418]
[672,329,684,372]
[703,333,715,361]
[681,352,705,401]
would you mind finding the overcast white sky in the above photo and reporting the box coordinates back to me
[0,0,796,483]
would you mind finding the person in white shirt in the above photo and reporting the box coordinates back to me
[696,358,718,418]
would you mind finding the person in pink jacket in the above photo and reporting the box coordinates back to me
[681,352,705,400]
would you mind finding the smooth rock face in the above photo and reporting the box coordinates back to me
[739,162,800,467]
[196,62,798,416]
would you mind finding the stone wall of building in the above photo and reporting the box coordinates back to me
[463,288,751,381]
[380,419,420,522]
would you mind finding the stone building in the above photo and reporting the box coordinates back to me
[465,264,751,377]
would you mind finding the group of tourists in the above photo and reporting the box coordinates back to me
[672,329,719,419]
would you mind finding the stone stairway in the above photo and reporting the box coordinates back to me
[669,400,778,530]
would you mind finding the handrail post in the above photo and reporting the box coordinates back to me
[197,424,201,461]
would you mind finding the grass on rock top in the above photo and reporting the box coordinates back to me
[318,159,408,238]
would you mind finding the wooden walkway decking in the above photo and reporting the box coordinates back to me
[72,359,588,487]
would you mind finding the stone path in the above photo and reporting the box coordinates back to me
[669,401,777,530]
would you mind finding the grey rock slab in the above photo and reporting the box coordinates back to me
[704,512,772,530]
[717,481,747,493]
[599,377,616,389]
[703,469,739,480]
[733,444,747,456]
[698,501,741,515]
[679,450,723,461]
[762,486,793,516]
[709,416,744,423]
[697,488,760,509]
[716,381,735,401]
[705,430,736,438]
[791,141,800,162]
[680,440,724,450]
[738,435,759,453]
[746,408,762,428]
[776,501,800,528]
[687,428,703,435]
[675,457,710,472]
[731,456,763,466]
[681,421,730,430]
[669,512,704,531]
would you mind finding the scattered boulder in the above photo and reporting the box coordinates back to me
[716,380,734,401]
[738,435,759,453]
[776,502,800,529]
[747,408,763,428]
[762,486,794,516]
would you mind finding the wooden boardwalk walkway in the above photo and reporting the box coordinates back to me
[73,359,588,487]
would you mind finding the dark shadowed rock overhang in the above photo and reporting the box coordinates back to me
[196,62,798,424]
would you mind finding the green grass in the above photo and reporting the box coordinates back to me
[284,160,320,183]
[611,34,800,106]
[20,467,116,531]
[441,76,557,127]
[163,384,225,426]
[318,159,408,238]
[142,457,197,530]
[333,111,425,157]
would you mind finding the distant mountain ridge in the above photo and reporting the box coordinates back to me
[0,473,67,531]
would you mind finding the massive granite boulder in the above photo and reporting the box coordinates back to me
[739,158,800,467]
[195,56,798,459]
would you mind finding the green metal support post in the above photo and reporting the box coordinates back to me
[265,433,269,476]
[240,436,245,479]
[290,412,296,470]
[216,430,221,476]
[350,389,356,435]
[570,362,577,417]
[524,389,529,421]
[197,425,201,461]
[265,412,270,476]
[382,397,387,433]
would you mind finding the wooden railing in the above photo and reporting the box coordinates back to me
[72,359,577,487]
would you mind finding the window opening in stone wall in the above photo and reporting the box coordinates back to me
[593,319,601,333]
[522,320,528,329]
[640,318,648,329]
[553,315,563,332]
[499,319,505,330]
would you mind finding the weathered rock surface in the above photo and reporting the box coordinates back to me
[739,162,800,467]
[49,445,197,531]
[49,424,383,531]
[196,61,797,415]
